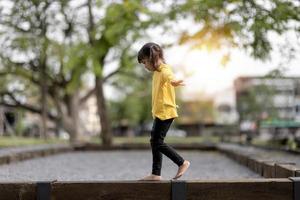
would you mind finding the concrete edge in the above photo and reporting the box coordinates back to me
[216,144,300,178]
[0,145,74,166]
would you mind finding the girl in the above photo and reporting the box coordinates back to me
[137,42,190,181]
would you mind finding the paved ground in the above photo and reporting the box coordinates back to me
[0,150,262,181]
[218,143,300,166]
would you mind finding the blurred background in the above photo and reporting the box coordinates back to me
[0,0,300,150]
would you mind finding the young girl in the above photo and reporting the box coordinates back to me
[137,42,190,181]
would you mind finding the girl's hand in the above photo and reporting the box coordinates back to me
[170,79,185,87]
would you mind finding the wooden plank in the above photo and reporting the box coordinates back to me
[0,179,294,200]
[51,181,171,200]
[0,182,36,200]
[187,179,292,200]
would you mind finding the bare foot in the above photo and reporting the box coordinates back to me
[138,174,162,181]
[173,160,190,180]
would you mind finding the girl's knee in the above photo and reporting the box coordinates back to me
[150,138,164,146]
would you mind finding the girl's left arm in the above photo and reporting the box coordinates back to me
[162,68,185,87]
[170,79,185,87]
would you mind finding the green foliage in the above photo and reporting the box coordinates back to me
[173,0,300,60]
[63,43,88,94]
[102,2,139,46]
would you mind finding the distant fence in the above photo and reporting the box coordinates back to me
[0,178,299,200]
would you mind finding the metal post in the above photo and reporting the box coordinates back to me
[36,181,53,200]
[171,180,186,200]
[288,177,300,200]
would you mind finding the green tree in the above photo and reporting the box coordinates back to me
[0,0,91,142]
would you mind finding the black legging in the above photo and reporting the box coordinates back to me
[150,117,185,176]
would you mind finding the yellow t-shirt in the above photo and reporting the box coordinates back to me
[152,63,179,120]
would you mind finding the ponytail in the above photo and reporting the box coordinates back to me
[149,45,159,71]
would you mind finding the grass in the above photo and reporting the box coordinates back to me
[0,135,221,148]
[0,136,68,148]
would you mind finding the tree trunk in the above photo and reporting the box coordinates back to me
[0,106,4,136]
[52,86,81,144]
[86,0,112,146]
[95,76,112,146]
[69,91,80,143]
[59,91,81,144]
[40,64,48,140]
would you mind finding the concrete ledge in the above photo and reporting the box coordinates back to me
[253,159,273,176]
[0,145,74,166]
[217,144,300,178]
[0,179,294,200]
[262,161,276,178]
[0,155,9,165]
[275,163,300,178]
[246,157,256,172]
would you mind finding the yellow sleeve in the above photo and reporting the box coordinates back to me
[162,67,174,83]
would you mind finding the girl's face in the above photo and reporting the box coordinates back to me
[141,58,154,71]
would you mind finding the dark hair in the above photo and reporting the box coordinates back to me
[137,42,165,71]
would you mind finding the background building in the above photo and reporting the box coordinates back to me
[234,76,300,142]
